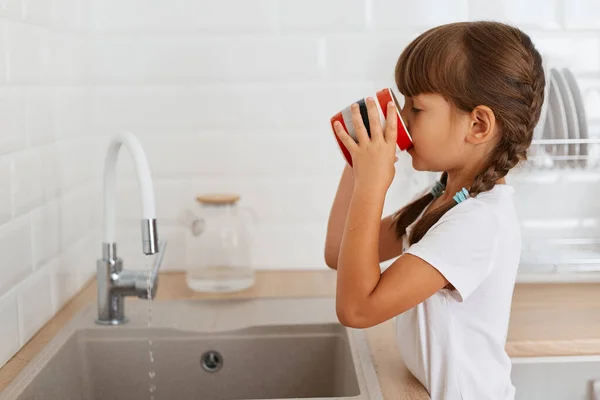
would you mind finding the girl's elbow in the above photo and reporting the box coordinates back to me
[336,305,372,329]
[324,248,338,270]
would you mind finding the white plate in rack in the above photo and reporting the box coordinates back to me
[551,68,580,167]
[562,67,589,167]
[547,73,569,161]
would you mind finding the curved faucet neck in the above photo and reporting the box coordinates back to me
[103,132,158,255]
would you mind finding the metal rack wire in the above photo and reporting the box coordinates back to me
[519,138,600,170]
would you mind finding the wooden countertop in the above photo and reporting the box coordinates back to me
[1,271,600,400]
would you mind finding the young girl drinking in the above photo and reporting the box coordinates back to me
[325,21,545,400]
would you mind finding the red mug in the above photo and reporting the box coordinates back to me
[330,87,412,167]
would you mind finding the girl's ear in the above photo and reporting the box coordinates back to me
[466,105,496,144]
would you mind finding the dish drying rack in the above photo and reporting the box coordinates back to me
[518,237,600,283]
[514,137,600,282]
[519,138,600,171]
[521,237,600,272]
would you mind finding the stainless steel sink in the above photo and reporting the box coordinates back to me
[0,298,383,400]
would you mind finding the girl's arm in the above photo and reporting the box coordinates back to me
[335,182,449,328]
[331,98,448,329]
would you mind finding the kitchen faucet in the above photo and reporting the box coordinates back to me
[96,132,167,325]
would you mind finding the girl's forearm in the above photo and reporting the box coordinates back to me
[336,183,386,314]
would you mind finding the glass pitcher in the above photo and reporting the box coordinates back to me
[186,194,256,293]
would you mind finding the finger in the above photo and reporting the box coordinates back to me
[333,121,358,153]
[385,101,398,144]
[366,97,384,142]
[350,103,370,144]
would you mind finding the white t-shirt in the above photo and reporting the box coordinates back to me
[395,184,521,400]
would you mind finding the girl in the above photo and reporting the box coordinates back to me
[325,21,545,400]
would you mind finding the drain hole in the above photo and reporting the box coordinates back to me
[201,350,223,372]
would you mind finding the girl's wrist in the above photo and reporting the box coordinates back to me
[352,180,388,204]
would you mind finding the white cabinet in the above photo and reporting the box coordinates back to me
[511,355,600,400]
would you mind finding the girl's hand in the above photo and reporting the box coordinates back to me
[333,98,398,195]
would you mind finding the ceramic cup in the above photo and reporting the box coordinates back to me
[330,87,412,167]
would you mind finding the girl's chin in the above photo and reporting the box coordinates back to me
[408,149,425,171]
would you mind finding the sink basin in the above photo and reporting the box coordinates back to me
[0,298,383,400]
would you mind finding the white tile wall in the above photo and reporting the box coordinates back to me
[0,0,97,371]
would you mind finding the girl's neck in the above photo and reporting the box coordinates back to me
[440,173,506,203]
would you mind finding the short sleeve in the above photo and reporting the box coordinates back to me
[404,201,499,302]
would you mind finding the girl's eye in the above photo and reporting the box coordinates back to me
[412,107,422,113]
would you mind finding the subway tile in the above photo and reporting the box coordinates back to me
[0,19,8,84]
[88,37,145,83]
[141,37,231,82]
[22,0,55,26]
[50,247,81,311]
[17,265,53,345]
[46,33,84,84]
[55,87,87,139]
[60,186,94,249]
[56,138,94,192]
[25,87,55,146]
[324,34,414,80]
[565,0,600,29]
[278,0,366,32]
[529,32,600,73]
[0,156,12,224]
[0,87,27,155]
[0,0,23,20]
[180,0,274,33]
[31,200,61,269]
[469,0,561,30]
[11,147,44,217]
[78,235,97,285]
[0,290,19,368]
[54,0,85,31]
[0,215,32,298]
[372,0,468,30]
[11,149,44,217]
[40,144,60,202]
[229,37,321,80]
[87,0,136,32]
[5,20,45,83]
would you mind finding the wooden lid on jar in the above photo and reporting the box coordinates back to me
[196,193,241,205]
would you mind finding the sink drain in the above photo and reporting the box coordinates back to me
[201,350,223,372]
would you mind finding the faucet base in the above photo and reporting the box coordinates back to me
[95,317,129,326]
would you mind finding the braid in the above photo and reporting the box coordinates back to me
[522,32,546,137]
[470,31,545,198]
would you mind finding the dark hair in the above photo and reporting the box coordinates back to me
[392,21,545,245]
